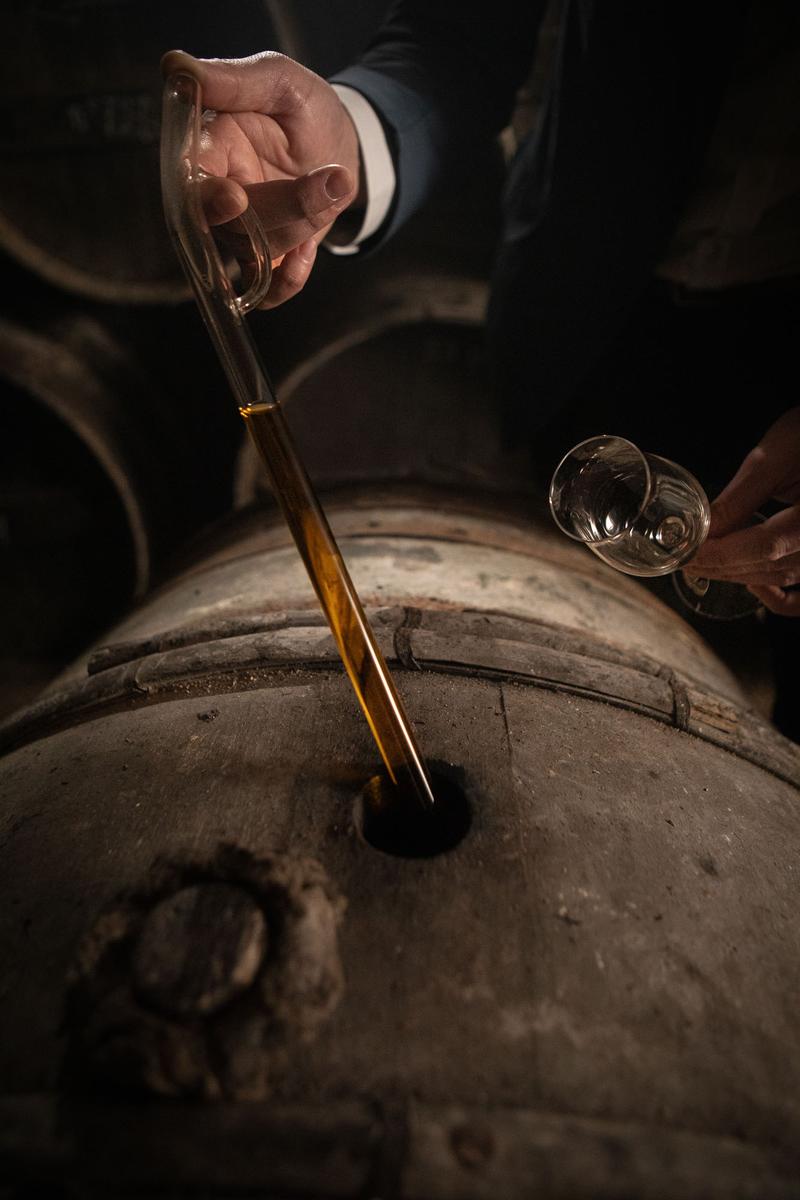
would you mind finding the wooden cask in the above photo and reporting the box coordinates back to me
[0,313,154,714]
[0,1,276,303]
[1,489,798,1197]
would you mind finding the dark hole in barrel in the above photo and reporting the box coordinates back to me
[355,761,471,859]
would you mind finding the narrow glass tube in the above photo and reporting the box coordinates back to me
[161,73,435,808]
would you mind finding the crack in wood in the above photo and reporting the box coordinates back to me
[394,607,423,671]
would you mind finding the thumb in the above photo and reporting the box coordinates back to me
[243,166,355,257]
[161,48,312,115]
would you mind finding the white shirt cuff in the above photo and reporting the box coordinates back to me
[328,84,396,254]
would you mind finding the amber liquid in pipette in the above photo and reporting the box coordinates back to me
[240,401,435,810]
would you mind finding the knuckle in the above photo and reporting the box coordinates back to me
[250,49,288,74]
[711,499,732,528]
[269,267,306,303]
[267,53,312,114]
[752,588,782,614]
[298,189,325,228]
[287,271,308,295]
[763,535,789,563]
[281,270,305,294]
[766,587,800,615]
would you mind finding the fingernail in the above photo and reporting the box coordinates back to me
[162,48,196,67]
[298,239,317,264]
[324,169,350,202]
[160,48,201,80]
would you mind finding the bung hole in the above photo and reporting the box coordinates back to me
[355,762,471,859]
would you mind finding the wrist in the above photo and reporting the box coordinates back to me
[337,102,365,211]
[327,84,396,253]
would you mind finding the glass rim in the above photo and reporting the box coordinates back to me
[548,434,652,542]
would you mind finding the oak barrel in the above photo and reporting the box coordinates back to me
[1,485,799,1198]
[235,274,500,503]
[0,1,277,303]
[0,313,156,716]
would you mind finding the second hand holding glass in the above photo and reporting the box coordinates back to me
[549,435,761,620]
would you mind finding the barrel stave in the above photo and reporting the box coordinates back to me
[1,495,799,1195]
[1,671,800,1152]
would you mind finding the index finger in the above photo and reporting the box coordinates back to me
[243,167,353,249]
[708,446,776,538]
[689,506,800,573]
[161,49,311,116]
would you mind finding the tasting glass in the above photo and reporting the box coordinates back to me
[548,435,761,620]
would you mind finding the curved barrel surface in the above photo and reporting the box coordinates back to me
[0,2,277,303]
[1,492,799,1198]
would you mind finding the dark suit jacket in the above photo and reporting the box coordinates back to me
[332,1,752,443]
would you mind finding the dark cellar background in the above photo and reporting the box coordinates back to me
[3,9,800,1194]
[0,0,526,720]
[0,1,372,713]
[0,0,793,724]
